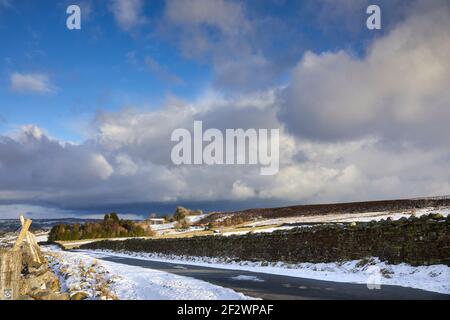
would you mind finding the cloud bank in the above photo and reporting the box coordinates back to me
[279,8,450,147]
[0,1,449,214]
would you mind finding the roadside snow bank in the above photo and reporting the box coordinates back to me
[45,247,119,300]
[43,246,249,300]
[81,250,450,295]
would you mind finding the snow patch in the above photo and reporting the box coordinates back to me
[231,275,265,282]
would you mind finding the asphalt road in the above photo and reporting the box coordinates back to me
[87,252,450,300]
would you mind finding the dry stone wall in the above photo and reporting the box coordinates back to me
[81,214,450,266]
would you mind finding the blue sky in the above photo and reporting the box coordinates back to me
[0,0,449,218]
[0,0,387,142]
[0,0,213,141]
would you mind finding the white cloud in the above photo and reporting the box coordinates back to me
[110,0,146,32]
[19,125,45,140]
[165,0,249,36]
[90,154,114,180]
[231,180,256,199]
[214,54,277,92]
[115,154,138,176]
[279,7,450,147]
[10,73,55,94]
[161,0,299,94]
[1,80,449,211]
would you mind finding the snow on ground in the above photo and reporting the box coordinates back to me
[42,246,250,300]
[151,222,175,231]
[45,246,118,300]
[166,226,205,235]
[231,275,265,282]
[99,260,249,300]
[80,249,450,295]
[58,239,101,247]
[150,214,207,232]
[0,233,17,247]
[0,231,49,246]
[35,232,49,242]
[219,225,298,236]
[186,214,208,223]
[246,206,450,227]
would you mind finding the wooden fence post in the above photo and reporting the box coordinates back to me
[19,215,42,264]
[12,218,32,251]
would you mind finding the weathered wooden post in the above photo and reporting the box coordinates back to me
[0,249,22,300]
[0,215,34,300]
[20,215,42,264]
[12,217,32,251]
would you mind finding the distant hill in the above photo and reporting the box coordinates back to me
[0,218,103,233]
[199,197,450,226]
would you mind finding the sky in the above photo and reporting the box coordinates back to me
[0,0,449,219]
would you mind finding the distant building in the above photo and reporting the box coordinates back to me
[147,218,165,225]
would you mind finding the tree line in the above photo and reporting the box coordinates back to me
[48,213,150,241]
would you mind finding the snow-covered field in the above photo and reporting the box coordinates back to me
[187,214,208,223]
[245,206,450,227]
[219,225,298,236]
[35,232,49,242]
[80,249,450,295]
[42,246,250,300]
[151,221,176,231]
[150,214,208,232]
[0,233,17,247]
